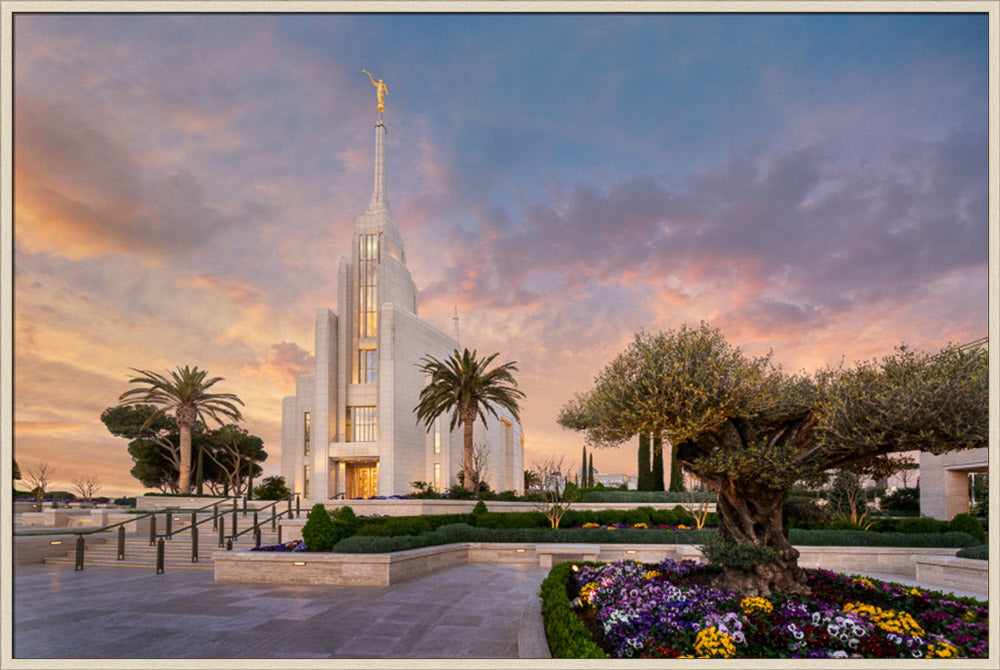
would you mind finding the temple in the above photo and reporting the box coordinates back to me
[280,81,525,500]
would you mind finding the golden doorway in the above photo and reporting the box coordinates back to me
[347,462,379,499]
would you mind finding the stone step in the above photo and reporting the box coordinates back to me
[44,555,213,570]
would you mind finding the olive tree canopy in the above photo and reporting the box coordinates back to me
[559,323,987,596]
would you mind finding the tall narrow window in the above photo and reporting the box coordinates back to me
[303,465,310,498]
[434,417,441,454]
[346,406,377,442]
[434,463,441,491]
[358,233,379,339]
[303,411,311,455]
[354,348,377,383]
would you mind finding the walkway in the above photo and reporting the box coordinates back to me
[11,562,551,660]
[10,560,987,662]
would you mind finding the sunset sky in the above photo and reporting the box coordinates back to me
[7,10,992,497]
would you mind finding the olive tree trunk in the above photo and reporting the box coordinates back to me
[710,480,809,597]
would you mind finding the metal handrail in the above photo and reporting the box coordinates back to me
[164,494,294,539]
[228,506,296,549]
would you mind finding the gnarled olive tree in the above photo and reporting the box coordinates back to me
[558,323,987,596]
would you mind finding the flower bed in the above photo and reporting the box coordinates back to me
[560,559,988,658]
[576,522,714,531]
[251,540,306,552]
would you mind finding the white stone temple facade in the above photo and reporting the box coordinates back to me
[281,94,524,501]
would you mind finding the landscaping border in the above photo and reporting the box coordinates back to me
[212,542,981,593]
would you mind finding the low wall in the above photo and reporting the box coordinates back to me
[915,556,989,593]
[213,542,981,594]
[13,534,109,566]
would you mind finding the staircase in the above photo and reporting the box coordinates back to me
[44,518,285,572]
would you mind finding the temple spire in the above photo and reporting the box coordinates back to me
[364,70,390,214]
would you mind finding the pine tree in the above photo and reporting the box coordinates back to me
[588,453,594,487]
[581,445,587,488]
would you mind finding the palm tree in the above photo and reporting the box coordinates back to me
[118,366,244,495]
[415,349,525,491]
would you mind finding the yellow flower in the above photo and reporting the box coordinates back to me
[851,577,875,589]
[694,626,736,658]
[843,602,926,638]
[633,522,648,529]
[963,610,977,622]
[644,570,661,580]
[909,587,923,596]
[578,581,600,605]
[740,597,773,614]
[677,524,690,530]
[582,522,600,529]
[926,642,960,658]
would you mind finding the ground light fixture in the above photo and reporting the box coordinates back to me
[293,561,307,566]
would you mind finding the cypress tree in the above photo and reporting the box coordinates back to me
[652,434,665,491]
[637,433,651,490]
[669,442,685,491]
[588,453,594,487]
[581,445,587,488]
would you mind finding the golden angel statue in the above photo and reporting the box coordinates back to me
[363,69,388,112]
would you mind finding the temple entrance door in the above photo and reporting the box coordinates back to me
[347,462,379,499]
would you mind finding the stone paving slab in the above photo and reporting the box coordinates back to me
[11,561,551,660]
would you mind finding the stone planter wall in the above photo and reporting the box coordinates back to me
[213,542,984,596]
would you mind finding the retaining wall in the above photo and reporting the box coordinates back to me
[212,542,979,593]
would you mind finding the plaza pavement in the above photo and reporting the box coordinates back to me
[9,560,987,662]
[11,562,552,660]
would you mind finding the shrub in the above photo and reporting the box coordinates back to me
[956,544,988,560]
[334,505,359,537]
[357,517,432,537]
[252,475,291,500]
[949,513,986,544]
[579,490,715,504]
[494,490,519,501]
[472,500,488,515]
[474,511,549,529]
[448,484,475,500]
[784,496,830,526]
[302,503,341,550]
[539,562,609,658]
[892,516,948,534]
[699,537,779,570]
[113,496,136,507]
[788,529,979,547]
[880,486,920,513]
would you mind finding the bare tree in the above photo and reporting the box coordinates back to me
[71,474,102,502]
[683,475,713,530]
[23,462,56,502]
[533,456,579,529]
[468,441,491,493]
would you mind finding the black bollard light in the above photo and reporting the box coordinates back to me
[74,535,85,571]
[117,526,125,560]
[155,538,165,574]
[192,524,199,563]
[149,514,157,546]
[218,516,225,548]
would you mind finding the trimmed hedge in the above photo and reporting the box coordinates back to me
[787,529,979,548]
[331,524,979,553]
[538,562,608,658]
[579,490,716,503]
[955,544,988,560]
